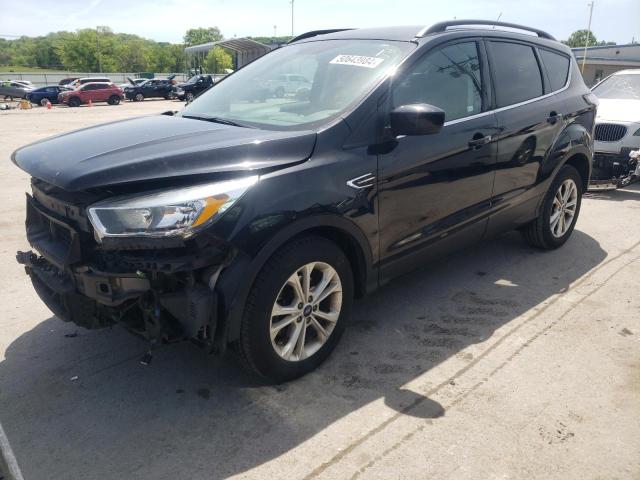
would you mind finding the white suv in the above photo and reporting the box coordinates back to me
[590,69,640,187]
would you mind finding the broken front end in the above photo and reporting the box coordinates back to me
[590,147,640,190]
[16,178,235,350]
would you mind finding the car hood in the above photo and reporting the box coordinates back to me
[595,98,640,124]
[12,115,317,191]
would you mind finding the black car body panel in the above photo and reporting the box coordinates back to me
[12,115,317,191]
[13,23,595,356]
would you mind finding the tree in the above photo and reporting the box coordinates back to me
[563,30,616,48]
[204,46,233,73]
[183,27,223,46]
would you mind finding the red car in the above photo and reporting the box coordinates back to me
[58,82,124,107]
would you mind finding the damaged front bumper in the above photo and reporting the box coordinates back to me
[589,147,640,190]
[17,185,233,350]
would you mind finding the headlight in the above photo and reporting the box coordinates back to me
[87,176,257,240]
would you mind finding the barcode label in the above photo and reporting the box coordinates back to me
[329,55,384,68]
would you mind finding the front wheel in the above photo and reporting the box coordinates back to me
[107,95,121,105]
[522,165,583,249]
[134,93,144,102]
[68,97,81,107]
[235,236,353,383]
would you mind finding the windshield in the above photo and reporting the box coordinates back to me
[186,75,202,84]
[181,39,415,130]
[592,74,640,100]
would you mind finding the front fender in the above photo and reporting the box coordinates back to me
[215,213,375,345]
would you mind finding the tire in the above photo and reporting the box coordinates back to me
[134,93,144,102]
[68,97,81,107]
[522,164,583,249]
[235,235,354,383]
[275,86,285,98]
[107,95,121,105]
[185,91,194,102]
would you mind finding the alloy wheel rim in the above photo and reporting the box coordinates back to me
[550,179,578,238]
[270,262,342,362]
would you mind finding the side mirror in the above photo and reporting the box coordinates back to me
[390,104,445,136]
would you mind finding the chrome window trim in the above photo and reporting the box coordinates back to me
[443,47,572,127]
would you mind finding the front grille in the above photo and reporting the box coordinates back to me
[594,123,628,142]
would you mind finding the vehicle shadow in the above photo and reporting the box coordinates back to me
[0,230,606,480]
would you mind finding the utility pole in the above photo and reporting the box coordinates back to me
[581,1,594,74]
[291,0,295,36]
[96,26,102,73]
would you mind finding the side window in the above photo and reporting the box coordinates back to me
[392,42,483,121]
[539,49,570,91]
[490,42,543,107]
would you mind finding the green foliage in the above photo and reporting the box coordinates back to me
[0,28,197,73]
[204,47,233,73]
[562,30,616,48]
[183,27,223,46]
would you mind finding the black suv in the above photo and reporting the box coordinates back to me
[174,74,214,101]
[124,77,176,101]
[13,21,596,382]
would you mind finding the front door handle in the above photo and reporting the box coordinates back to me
[468,134,492,149]
[547,111,563,124]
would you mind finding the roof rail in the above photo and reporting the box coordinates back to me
[419,20,555,40]
[288,29,354,43]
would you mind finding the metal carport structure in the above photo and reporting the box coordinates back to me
[184,38,273,72]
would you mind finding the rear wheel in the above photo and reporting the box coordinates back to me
[107,95,121,105]
[68,97,81,107]
[134,93,144,102]
[235,236,353,383]
[522,165,583,249]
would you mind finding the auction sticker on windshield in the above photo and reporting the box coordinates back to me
[330,55,384,68]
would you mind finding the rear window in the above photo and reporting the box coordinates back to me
[490,42,543,107]
[539,49,570,91]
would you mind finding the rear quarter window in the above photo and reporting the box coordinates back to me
[539,49,570,91]
[489,42,544,107]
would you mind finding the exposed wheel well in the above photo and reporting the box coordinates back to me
[565,153,590,191]
[291,226,368,298]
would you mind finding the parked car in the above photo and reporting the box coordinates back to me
[265,73,312,98]
[589,69,640,189]
[124,76,176,101]
[62,77,112,88]
[119,78,147,90]
[58,82,123,107]
[59,77,79,86]
[0,80,32,100]
[174,74,213,101]
[26,85,72,106]
[12,79,34,88]
[13,21,595,383]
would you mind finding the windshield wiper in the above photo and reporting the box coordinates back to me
[181,114,253,128]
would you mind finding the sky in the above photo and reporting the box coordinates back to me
[1,0,639,45]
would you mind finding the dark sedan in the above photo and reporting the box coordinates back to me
[27,85,72,106]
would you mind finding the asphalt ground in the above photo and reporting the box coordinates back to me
[1,99,638,479]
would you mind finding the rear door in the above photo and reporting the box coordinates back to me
[378,39,500,279]
[485,40,570,233]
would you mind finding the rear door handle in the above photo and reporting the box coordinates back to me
[547,111,563,124]
[468,134,492,149]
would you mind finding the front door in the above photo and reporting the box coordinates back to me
[378,40,499,280]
